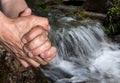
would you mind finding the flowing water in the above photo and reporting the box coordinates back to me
[40,15,120,83]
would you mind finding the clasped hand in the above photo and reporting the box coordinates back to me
[0,11,56,67]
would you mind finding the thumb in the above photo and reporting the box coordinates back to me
[19,8,32,17]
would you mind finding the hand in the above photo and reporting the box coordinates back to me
[23,25,56,66]
[20,8,56,67]
[18,8,42,67]
[0,11,56,67]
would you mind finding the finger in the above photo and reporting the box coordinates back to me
[15,15,50,39]
[31,16,50,30]
[42,46,57,62]
[22,57,40,67]
[17,58,30,67]
[34,56,48,65]
[24,32,48,50]
[22,26,47,43]
[31,40,51,57]
[20,54,48,65]
[19,8,32,17]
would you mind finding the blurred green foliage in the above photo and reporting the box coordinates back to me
[105,0,120,35]
[26,0,62,11]
[25,0,120,35]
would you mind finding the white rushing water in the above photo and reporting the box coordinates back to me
[41,17,120,83]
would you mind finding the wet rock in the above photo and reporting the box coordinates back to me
[83,0,113,13]
[113,35,120,43]
[52,5,77,12]
[0,45,48,83]
[62,0,84,6]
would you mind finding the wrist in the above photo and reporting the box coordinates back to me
[0,11,11,41]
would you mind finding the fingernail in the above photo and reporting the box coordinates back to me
[23,46,29,53]
[22,38,27,44]
[28,52,33,58]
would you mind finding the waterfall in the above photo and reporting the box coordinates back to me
[41,17,120,83]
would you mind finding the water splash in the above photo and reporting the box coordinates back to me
[42,17,120,83]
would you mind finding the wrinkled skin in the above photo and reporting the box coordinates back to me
[0,11,56,67]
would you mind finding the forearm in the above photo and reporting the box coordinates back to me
[0,0,28,18]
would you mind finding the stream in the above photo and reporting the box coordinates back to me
[38,12,120,83]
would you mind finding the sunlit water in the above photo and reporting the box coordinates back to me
[41,16,120,83]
